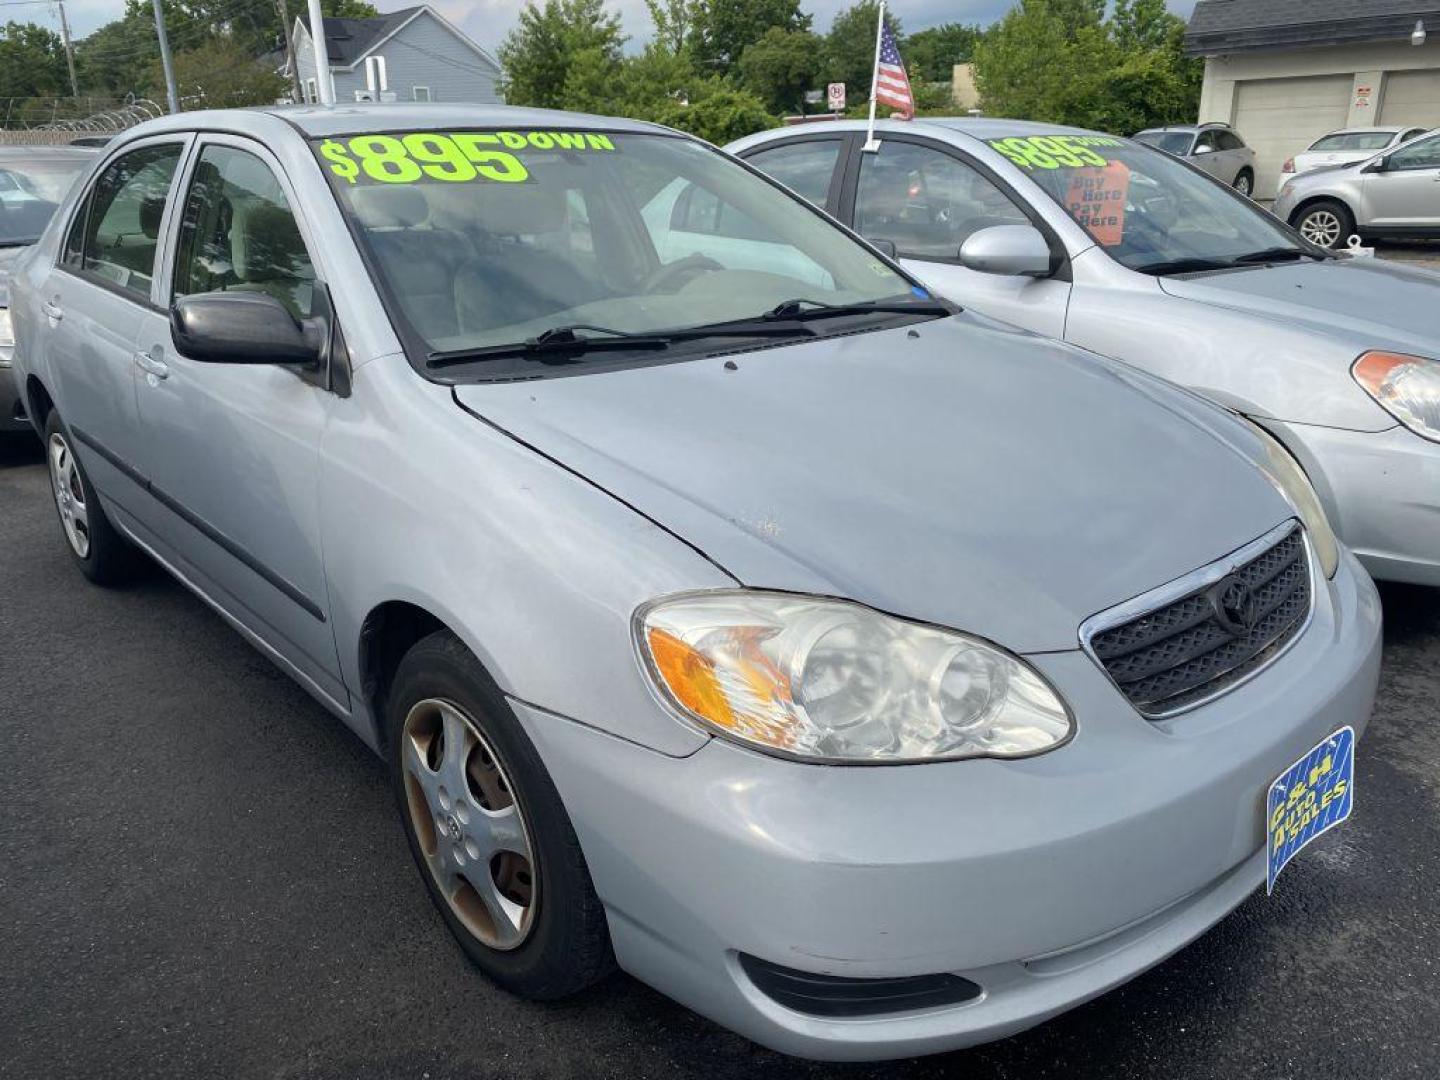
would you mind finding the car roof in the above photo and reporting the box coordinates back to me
[1135,125,1202,135]
[0,145,98,162]
[1319,125,1415,136]
[111,103,678,144]
[742,116,1118,141]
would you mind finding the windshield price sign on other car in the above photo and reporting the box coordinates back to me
[987,134,1122,170]
[1266,726,1355,894]
[316,130,617,186]
[1063,161,1131,247]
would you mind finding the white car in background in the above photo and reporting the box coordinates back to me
[1280,126,1429,193]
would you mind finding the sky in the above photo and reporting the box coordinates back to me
[45,0,1200,54]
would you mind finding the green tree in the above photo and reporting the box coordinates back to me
[904,23,981,83]
[691,0,809,74]
[645,0,694,55]
[0,22,70,98]
[1045,0,1104,39]
[155,37,288,108]
[498,0,625,109]
[823,0,900,104]
[738,27,821,116]
[654,87,775,144]
[1113,0,1178,51]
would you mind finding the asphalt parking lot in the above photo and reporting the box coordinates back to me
[3,424,1439,1079]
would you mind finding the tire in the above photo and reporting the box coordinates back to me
[1232,169,1254,197]
[1293,199,1355,250]
[388,630,614,999]
[43,410,141,586]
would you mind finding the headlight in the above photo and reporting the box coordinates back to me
[1352,351,1440,444]
[635,591,1073,763]
[1240,418,1339,579]
[0,308,13,350]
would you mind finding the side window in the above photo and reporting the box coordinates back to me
[62,193,90,267]
[1194,131,1219,153]
[79,143,183,298]
[744,140,842,207]
[172,144,317,320]
[1389,135,1440,170]
[855,141,1029,260]
[1217,131,1244,151]
[1404,128,1427,144]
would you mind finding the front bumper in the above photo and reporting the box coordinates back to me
[516,552,1381,1061]
[1275,418,1440,587]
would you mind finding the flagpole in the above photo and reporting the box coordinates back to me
[863,0,885,152]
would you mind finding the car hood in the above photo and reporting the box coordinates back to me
[452,315,1289,653]
[1158,257,1440,358]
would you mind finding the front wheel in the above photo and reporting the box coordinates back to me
[388,630,614,999]
[1232,169,1254,197]
[1294,199,1355,249]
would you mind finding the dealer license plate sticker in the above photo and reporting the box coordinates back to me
[1266,726,1355,895]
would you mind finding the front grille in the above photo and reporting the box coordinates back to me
[1086,524,1312,717]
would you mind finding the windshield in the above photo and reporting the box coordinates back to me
[1308,131,1393,152]
[0,154,90,246]
[314,129,927,373]
[1133,131,1193,156]
[987,132,1307,274]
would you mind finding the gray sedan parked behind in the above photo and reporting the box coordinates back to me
[0,145,95,434]
[732,118,1440,588]
[8,105,1380,1061]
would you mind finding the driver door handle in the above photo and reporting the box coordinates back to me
[134,350,170,380]
[42,300,63,322]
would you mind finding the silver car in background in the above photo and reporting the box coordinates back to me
[1275,127,1440,249]
[1279,125,1428,192]
[733,118,1440,588]
[8,106,1380,1060]
[1133,122,1258,196]
[0,145,94,435]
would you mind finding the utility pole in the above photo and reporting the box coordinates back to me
[150,0,179,113]
[305,0,334,104]
[55,1,79,100]
[275,0,302,102]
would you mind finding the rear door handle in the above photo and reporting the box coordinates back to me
[134,350,170,380]
[42,300,63,321]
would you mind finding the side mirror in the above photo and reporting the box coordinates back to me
[959,224,1054,278]
[1193,142,1213,156]
[866,237,898,258]
[171,290,325,366]
[1361,155,1388,174]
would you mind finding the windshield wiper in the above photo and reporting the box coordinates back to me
[1135,257,1239,276]
[762,296,954,321]
[1230,246,1321,265]
[426,320,815,370]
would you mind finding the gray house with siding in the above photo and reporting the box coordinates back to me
[292,5,502,105]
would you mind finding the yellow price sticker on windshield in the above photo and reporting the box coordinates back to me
[316,130,617,185]
[988,135,1122,171]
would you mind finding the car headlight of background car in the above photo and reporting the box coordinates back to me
[1353,351,1440,446]
[1240,418,1339,579]
[636,591,1073,763]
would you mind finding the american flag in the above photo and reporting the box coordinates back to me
[873,21,913,118]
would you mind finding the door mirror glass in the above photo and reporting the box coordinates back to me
[958,224,1053,277]
[171,290,324,365]
[1193,142,1213,156]
[867,237,898,258]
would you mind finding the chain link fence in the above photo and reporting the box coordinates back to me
[0,97,167,142]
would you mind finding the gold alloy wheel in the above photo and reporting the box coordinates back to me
[401,698,538,951]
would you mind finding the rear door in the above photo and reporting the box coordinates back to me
[43,137,188,517]
[834,134,1071,338]
[1364,133,1440,228]
[131,134,347,708]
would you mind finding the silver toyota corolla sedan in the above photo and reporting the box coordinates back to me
[1274,127,1440,248]
[733,118,1440,589]
[9,106,1380,1061]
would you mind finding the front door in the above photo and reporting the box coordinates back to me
[845,136,1071,338]
[44,139,187,515]
[132,135,346,708]
[1364,133,1440,228]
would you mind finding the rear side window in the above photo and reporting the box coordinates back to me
[79,143,183,299]
[172,145,317,320]
[744,140,842,207]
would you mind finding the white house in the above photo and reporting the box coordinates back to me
[292,5,502,105]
